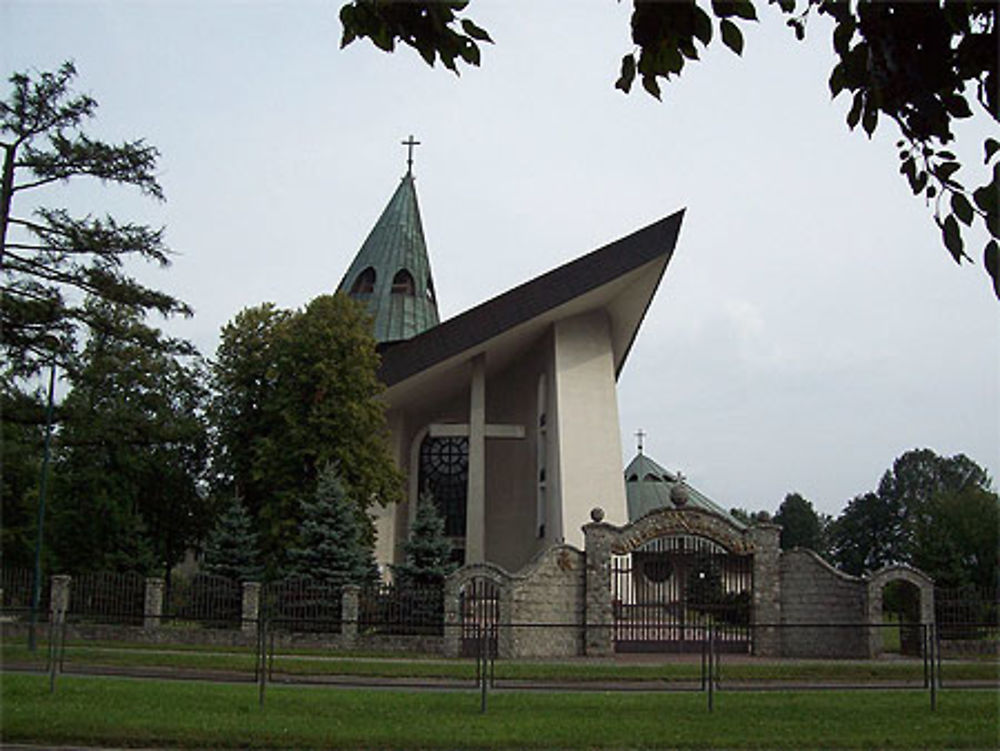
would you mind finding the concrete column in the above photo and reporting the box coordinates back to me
[582,517,614,656]
[749,524,782,657]
[242,581,261,635]
[443,574,462,658]
[144,577,164,630]
[341,585,360,647]
[50,575,71,621]
[465,354,486,563]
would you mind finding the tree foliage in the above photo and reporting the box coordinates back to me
[338,1,999,297]
[773,492,827,554]
[284,463,376,588]
[47,300,210,576]
[829,447,997,587]
[1,61,191,381]
[211,294,404,570]
[392,490,456,587]
[202,495,262,583]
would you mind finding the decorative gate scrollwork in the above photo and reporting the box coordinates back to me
[612,534,752,653]
[459,577,499,658]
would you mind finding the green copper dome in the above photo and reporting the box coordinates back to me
[624,452,745,529]
[338,173,440,343]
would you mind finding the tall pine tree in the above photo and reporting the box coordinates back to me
[392,491,455,588]
[202,496,262,582]
[284,463,375,588]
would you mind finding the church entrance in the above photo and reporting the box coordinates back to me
[417,435,468,565]
[611,534,752,653]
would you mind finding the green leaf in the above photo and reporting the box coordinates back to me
[937,161,961,184]
[777,0,795,12]
[693,6,713,45]
[985,138,1000,164]
[942,214,964,262]
[861,102,877,137]
[720,19,744,55]
[641,74,661,100]
[832,19,854,55]
[972,184,995,212]
[828,63,846,98]
[846,91,863,129]
[460,19,493,43]
[941,93,972,118]
[615,54,636,94]
[732,0,758,21]
[984,240,1000,299]
[951,193,974,226]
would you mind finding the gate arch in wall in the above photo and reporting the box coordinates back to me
[866,565,935,658]
[445,563,510,658]
[592,507,762,654]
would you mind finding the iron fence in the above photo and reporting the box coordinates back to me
[359,582,444,635]
[935,586,998,641]
[166,573,243,629]
[1,566,49,616]
[68,571,145,625]
[263,577,342,634]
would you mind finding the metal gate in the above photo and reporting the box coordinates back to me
[460,577,499,658]
[612,534,752,653]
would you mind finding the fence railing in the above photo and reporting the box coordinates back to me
[68,571,145,626]
[1,567,50,615]
[359,582,444,636]
[263,577,342,634]
[167,573,243,629]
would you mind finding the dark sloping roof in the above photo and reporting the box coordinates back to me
[338,174,440,343]
[378,209,684,388]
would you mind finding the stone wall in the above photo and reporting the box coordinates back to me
[779,548,868,658]
[508,545,585,658]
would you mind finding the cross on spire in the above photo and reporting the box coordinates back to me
[635,429,646,454]
[402,134,420,175]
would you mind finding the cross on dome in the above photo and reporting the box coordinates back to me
[402,134,420,175]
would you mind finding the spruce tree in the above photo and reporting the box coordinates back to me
[392,490,455,588]
[284,463,373,588]
[202,496,262,582]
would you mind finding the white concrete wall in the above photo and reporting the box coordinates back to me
[552,311,627,548]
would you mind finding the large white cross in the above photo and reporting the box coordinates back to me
[427,355,525,563]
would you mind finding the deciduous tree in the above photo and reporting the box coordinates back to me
[774,492,826,554]
[211,294,404,568]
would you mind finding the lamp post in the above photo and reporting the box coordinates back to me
[27,362,57,652]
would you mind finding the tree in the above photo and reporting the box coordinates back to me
[47,300,210,576]
[284,463,375,588]
[828,491,904,575]
[338,1,999,297]
[911,485,999,590]
[729,507,771,525]
[211,294,404,568]
[1,61,191,382]
[202,496,262,582]
[829,447,996,582]
[773,492,825,553]
[392,490,456,588]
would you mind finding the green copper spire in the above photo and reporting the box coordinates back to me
[338,161,440,343]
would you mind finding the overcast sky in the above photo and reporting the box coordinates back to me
[5,1,998,518]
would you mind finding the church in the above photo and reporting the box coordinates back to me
[337,145,684,575]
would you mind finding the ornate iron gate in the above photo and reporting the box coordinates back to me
[612,534,752,653]
[459,577,499,658]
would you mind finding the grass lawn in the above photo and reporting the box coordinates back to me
[4,639,998,684]
[2,673,996,749]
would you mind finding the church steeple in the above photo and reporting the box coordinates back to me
[338,141,440,343]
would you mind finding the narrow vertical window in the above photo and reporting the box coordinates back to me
[350,267,376,295]
[536,374,547,538]
[391,269,416,296]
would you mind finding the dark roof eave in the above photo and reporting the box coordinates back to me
[377,209,685,387]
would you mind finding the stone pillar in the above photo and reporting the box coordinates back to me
[50,574,71,622]
[443,574,462,658]
[144,577,164,630]
[749,523,782,657]
[242,581,261,635]
[582,515,614,656]
[341,585,359,647]
[465,354,487,563]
